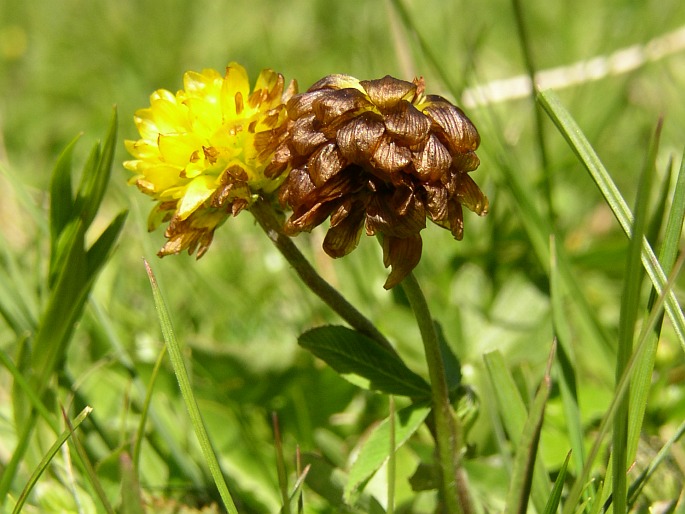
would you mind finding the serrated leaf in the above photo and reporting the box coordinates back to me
[345,402,431,502]
[298,325,431,398]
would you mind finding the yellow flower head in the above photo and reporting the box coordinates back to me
[125,63,297,257]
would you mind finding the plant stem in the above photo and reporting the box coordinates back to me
[401,272,471,514]
[249,196,397,355]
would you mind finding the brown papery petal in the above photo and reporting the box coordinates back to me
[286,90,327,120]
[360,76,416,110]
[383,100,431,147]
[323,205,366,257]
[336,111,386,164]
[308,74,361,92]
[381,234,423,289]
[278,166,316,209]
[424,183,449,224]
[447,201,464,240]
[411,133,452,181]
[291,114,327,155]
[454,173,489,215]
[371,135,412,175]
[285,200,340,235]
[422,98,480,154]
[308,142,347,187]
[312,88,373,125]
[365,188,425,238]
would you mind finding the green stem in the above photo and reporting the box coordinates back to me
[401,273,471,514]
[249,196,397,355]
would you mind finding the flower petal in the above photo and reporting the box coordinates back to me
[177,175,217,219]
[381,235,423,289]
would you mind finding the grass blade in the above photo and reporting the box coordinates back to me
[612,120,660,514]
[484,350,551,514]
[538,89,685,353]
[504,344,554,514]
[144,259,239,514]
[544,451,571,514]
[11,407,92,514]
[628,419,685,508]
[630,148,685,461]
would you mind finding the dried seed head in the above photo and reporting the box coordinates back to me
[277,74,488,288]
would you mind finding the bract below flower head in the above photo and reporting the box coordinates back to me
[275,74,488,288]
[125,63,297,257]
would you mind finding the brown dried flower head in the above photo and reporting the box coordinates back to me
[276,74,488,289]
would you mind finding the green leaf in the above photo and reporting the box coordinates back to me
[538,89,685,353]
[298,325,431,398]
[344,402,431,502]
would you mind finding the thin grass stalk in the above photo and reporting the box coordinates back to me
[511,0,552,219]
[11,407,92,514]
[144,259,239,514]
[629,148,685,462]
[614,121,659,514]
[273,412,291,514]
[133,344,167,471]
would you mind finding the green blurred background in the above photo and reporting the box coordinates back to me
[1,0,685,511]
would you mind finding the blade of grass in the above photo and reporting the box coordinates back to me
[484,350,551,514]
[550,236,588,482]
[628,419,685,508]
[11,407,92,514]
[538,89,685,353]
[144,259,239,514]
[273,412,291,514]
[132,344,167,472]
[504,343,555,514]
[64,407,116,514]
[544,451,571,514]
[629,148,685,462]
[562,253,684,514]
[612,120,660,514]
[511,0,552,218]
